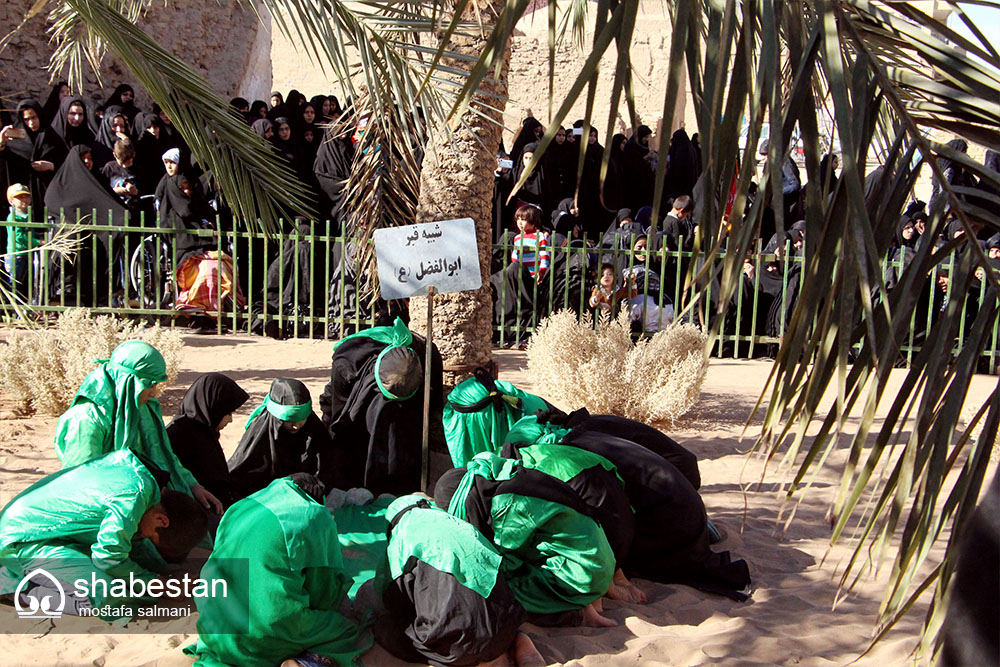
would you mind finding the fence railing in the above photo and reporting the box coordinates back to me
[1,212,997,373]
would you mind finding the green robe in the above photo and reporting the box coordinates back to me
[491,492,614,614]
[443,376,549,467]
[187,477,369,666]
[0,449,161,608]
[53,341,197,494]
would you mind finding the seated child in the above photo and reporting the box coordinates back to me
[589,262,636,314]
[377,494,544,666]
[434,453,617,627]
[227,378,332,500]
[0,450,207,614]
[186,474,368,667]
[167,372,249,509]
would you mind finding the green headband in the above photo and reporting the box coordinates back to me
[244,394,312,429]
[374,346,422,401]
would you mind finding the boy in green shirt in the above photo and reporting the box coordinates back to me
[5,183,41,299]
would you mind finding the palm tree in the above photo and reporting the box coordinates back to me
[5,0,999,658]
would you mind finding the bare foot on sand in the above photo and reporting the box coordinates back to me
[512,630,546,666]
[581,600,617,627]
[605,568,647,604]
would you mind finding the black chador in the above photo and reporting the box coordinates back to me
[227,378,333,500]
[166,372,249,508]
[319,317,443,495]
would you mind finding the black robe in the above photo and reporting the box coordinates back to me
[133,112,167,195]
[376,498,525,666]
[91,104,129,168]
[155,173,217,264]
[1,99,67,218]
[166,372,249,508]
[49,96,97,152]
[313,134,355,228]
[104,84,141,124]
[319,333,444,495]
[534,409,751,599]
[227,378,333,500]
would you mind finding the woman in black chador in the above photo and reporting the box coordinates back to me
[1,99,67,217]
[319,317,444,495]
[227,378,333,500]
[167,372,249,508]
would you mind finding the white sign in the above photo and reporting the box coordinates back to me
[374,218,482,299]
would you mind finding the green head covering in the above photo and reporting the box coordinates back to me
[443,370,550,467]
[334,317,422,401]
[503,415,571,448]
[245,378,314,429]
[443,452,520,521]
[56,340,197,494]
[385,494,502,599]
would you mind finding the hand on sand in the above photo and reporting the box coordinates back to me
[581,600,617,627]
[605,568,647,604]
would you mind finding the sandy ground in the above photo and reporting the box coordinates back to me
[0,332,995,666]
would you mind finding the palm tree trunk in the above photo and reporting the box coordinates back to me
[409,10,510,386]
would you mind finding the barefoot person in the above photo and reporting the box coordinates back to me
[54,340,223,514]
[375,494,544,666]
[0,450,207,615]
[434,453,617,627]
[185,474,368,667]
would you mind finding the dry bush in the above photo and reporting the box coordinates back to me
[527,309,709,424]
[0,309,184,415]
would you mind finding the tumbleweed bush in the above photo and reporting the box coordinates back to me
[0,309,184,414]
[527,309,708,424]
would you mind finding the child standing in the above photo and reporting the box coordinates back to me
[511,204,550,283]
[5,183,42,299]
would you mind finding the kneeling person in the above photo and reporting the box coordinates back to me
[0,450,207,614]
[186,474,367,666]
[378,494,543,666]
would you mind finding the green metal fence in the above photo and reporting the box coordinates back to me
[1,213,997,372]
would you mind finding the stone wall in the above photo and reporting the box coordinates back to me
[269,0,694,148]
[0,0,271,115]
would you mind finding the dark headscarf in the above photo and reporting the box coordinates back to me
[509,117,543,167]
[155,172,217,263]
[512,140,545,206]
[271,116,296,162]
[817,154,839,194]
[313,132,355,225]
[44,144,127,231]
[166,373,249,508]
[104,84,139,123]
[251,118,274,140]
[5,99,67,214]
[134,112,167,193]
[267,91,289,122]
[50,96,96,150]
[92,105,129,167]
[551,197,580,235]
[227,378,332,500]
[308,95,330,120]
[286,89,306,109]
[41,81,69,127]
[665,128,699,199]
[248,100,268,123]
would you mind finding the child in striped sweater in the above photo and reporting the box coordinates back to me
[511,204,549,283]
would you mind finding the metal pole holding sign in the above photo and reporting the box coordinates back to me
[372,218,482,495]
[421,286,435,493]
